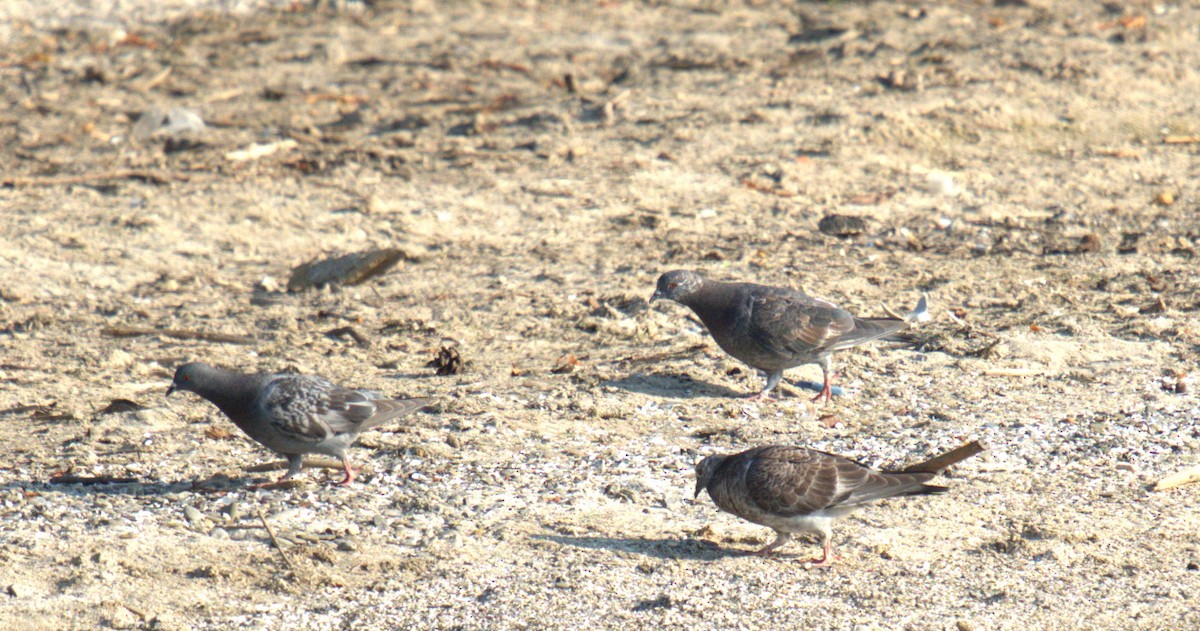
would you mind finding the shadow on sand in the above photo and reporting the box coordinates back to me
[533,533,747,561]
[601,373,746,399]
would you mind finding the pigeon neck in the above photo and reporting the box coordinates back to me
[191,370,265,420]
[681,280,739,323]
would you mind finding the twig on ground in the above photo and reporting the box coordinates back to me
[902,440,986,474]
[2,170,187,187]
[102,325,256,345]
[257,509,296,573]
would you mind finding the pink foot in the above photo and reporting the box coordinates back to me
[335,464,358,486]
[804,554,838,568]
[804,542,837,568]
[811,376,835,404]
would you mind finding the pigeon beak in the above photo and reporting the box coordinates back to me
[166,383,177,396]
[650,289,664,303]
[693,479,703,499]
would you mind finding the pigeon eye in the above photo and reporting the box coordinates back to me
[668,282,678,290]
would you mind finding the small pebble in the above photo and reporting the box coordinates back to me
[7,583,31,598]
[183,506,204,526]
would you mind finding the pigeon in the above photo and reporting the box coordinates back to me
[651,270,927,402]
[694,442,982,566]
[167,362,432,486]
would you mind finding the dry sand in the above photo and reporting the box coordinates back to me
[1,1,1198,629]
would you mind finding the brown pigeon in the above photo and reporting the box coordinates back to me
[694,442,982,566]
[168,362,432,486]
[651,270,926,402]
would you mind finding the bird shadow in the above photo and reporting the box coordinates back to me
[601,373,746,399]
[532,533,745,561]
[602,372,838,400]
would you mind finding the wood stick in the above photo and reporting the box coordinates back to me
[257,509,296,572]
[901,440,986,474]
[2,170,187,187]
[49,474,140,485]
[1153,464,1200,491]
[102,325,256,345]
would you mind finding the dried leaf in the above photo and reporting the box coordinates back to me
[205,426,232,440]
[552,354,579,374]
[428,345,465,376]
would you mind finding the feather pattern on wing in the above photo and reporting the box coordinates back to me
[703,446,944,524]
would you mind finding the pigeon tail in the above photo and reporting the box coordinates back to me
[840,294,929,349]
[357,397,434,430]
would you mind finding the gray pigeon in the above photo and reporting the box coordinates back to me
[651,270,927,402]
[167,362,432,486]
[694,442,981,566]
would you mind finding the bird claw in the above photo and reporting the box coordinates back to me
[810,378,835,404]
[803,555,837,569]
[334,464,359,486]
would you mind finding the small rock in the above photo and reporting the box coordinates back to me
[225,501,241,522]
[132,107,205,141]
[183,506,205,526]
[107,607,139,630]
[240,528,265,542]
[926,171,959,196]
[103,349,135,370]
[818,214,867,237]
[152,611,187,631]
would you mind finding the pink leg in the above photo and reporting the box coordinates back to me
[810,375,833,404]
[249,456,304,488]
[810,360,834,404]
[336,455,357,486]
[805,539,837,568]
[748,370,783,401]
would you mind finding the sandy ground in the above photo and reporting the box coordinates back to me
[1,1,1199,629]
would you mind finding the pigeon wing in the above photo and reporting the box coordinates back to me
[746,289,858,357]
[261,376,371,443]
[742,447,869,516]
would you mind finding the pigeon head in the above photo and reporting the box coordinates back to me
[651,270,704,304]
[694,453,727,498]
[167,362,217,396]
